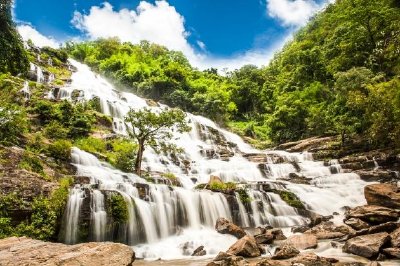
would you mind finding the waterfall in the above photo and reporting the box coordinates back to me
[64,186,85,244]
[20,81,30,100]
[59,59,369,259]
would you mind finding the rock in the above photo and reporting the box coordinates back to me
[254,233,274,244]
[344,218,370,231]
[242,153,267,163]
[283,233,318,250]
[364,183,400,209]
[290,252,334,266]
[244,227,265,236]
[255,259,290,266]
[271,244,300,259]
[215,218,246,239]
[191,245,206,256]
[306,221,354,239]
[309,213,333,227]
[208,252,248,266]
[291,225,310,233]
[266,228,287,240]
[355,169,396,182]
[382,247,400,258]
[345,205,399,224]
[390,227,400,247]
[342,232,390,258]
[366,262,382,266]
[357,222,400,236]
[227,235,261,258]
[0,237,135,266]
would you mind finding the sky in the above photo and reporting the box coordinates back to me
[14,0,333,70]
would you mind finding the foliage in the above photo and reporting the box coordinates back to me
[237,188,251,204]
[0,177,72,240]
[0,0,29,75]
[272,189,305,210]
[124,107,190,175]
[107,193,128,223]
[47,140,72,161]
[0,103,27,145]
[66,39,238,122]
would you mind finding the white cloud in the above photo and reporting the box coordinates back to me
[72,1,198,62]
[17,25,60,48]
[266,0,321,27]
[71,1,285,71]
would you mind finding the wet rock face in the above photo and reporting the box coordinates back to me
[227,235,261,258]
[364,183,400,209]
[342,232,390,259]
[215,218,247,239]
[0,237,135,266]
[345,205,399,225]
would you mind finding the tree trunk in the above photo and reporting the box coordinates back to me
[134,139,145,176]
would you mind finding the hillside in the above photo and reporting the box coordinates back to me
[65,0,400,151]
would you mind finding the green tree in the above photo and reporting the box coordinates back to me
[124,108,190,176]
[0,0,29,75]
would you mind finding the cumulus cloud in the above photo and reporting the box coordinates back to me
[266,0,322,27]
[17,25,60,48]
[71,1,286,71]
[72,1,198,62]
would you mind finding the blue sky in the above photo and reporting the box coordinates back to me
[14,0,331,69]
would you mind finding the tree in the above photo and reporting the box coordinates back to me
[0,0,29,75]
[124,108,190,176]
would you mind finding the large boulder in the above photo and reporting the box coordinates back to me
[345,205,399,224]
[215,218,247,239]
[0,237,135,266]
[227,235,261,258]
[364,183,400,209]
[342,232,390,258]
[283,233,318,250]
[271,244,300,260]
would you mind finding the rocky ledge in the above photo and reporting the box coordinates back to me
[0,237,135,266]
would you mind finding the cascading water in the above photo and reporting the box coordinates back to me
[29,63,45,83]
[59,59,369,259]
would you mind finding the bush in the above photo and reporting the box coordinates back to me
[107,193,128,224]
[48,140,72,161]
[75,137,106,154]
[0,104,27,145]
[111,139,136,172]
[44,121,69,139]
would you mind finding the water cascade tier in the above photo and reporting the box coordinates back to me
[56,59,368,259]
